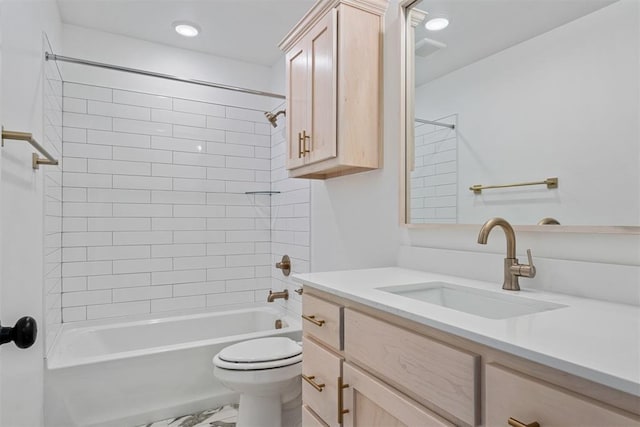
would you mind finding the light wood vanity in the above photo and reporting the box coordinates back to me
[278,0,387,179]
[300,288,640,427]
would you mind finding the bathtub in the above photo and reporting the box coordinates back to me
[45,305,301,427]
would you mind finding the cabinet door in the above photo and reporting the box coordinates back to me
[286,38,308,169]
[342,362,454,427]
[307,8,337,165]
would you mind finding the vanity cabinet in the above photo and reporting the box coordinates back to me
[300,289,640,427]
[279,0,386,179]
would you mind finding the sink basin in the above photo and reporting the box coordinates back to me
[377,282,567,319]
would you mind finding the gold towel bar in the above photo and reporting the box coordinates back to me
[1,128,59,170]
[470,177,558,194]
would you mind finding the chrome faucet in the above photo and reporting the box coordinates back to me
[267,289,289,302]
[477,217,536,291]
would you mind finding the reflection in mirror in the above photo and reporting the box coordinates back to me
[404,0,639,227]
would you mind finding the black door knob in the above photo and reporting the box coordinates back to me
[0,316,37,349]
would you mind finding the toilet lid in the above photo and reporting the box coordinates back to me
[218,337,302,364]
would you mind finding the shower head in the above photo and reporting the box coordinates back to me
[265,110,286,128]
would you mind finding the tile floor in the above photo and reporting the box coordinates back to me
[138,404,238,427]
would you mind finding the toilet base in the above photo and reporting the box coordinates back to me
[237,394,281,427]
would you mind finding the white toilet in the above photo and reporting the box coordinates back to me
[213,337,302,427]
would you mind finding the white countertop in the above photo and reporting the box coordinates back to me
[293,267,640,397]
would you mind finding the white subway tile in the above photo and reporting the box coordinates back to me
[173,281,225,297]
[64,142,112,159]
[207,218,254,230]
[206,116,253,133]
[64,83,112,102]
[63,290,111,307]
[63,98,87,113]
[226,278,271,292]
[151,190,205,204]
[255,171,270,182]
[254,147,270,159]
[206,242,254,256]
[173,98,225,117]
[255,242,271,254]
[63,218,87,232]
[226,156,270,171]
[225,181,270,194]
[63,127,87,143]
[151,136,204,153]
[225,230,270,242]
[151,244,206,258]
[225,131,269,147]
[254,123,271,135]
[113,258,172,274]
[63,188,87,202]
[113,146,172,163]
[63,247,87,263]
[173,125,224,142]
[173,255,225,271]
[87,301,150,320]
[62,307,87,322]
[173,178,225,193]
[226,206,269,218]
[113,231,172,245]
[172,205,225,218]
[226,254,270,267]
[88,100,151,121]
[151,296,205,312]
[88,245,151,261]
[87,130,151,148]
[113,203,172,217]
[113,285,172,303]
[206,193,254,206]
[63,157,88,173]
[88,217,151,231]
[225,106,265,122]
[152,109,205,127]
[206,141,253,157]
[63,277,87,292]
[63,261,112,277]
[173,231,225,244]
[113,90,171,109]
[63,232,112,247]
[172,152,225,168]
[88,273,151,290]
[113,175,172,190]
[152,163,206,179]
[88,159,151,176]
[207,266,254,281]
[113,118,171,136]
[206,167,254,182]
[152,269,206,286]
[152,217,206,231]
[206,291,254,307]
[63,112,112,131]
[64,202,112,218]
[88,189,151,203]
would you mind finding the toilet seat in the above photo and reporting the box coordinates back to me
[213,337,302,371]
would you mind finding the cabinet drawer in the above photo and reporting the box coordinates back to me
[302,337,342,427]
[344,309,480,426]
[303,405,329,427]
[486,364,640,427]
[302,293,343,350]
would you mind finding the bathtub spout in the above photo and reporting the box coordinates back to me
[267,289,289,302]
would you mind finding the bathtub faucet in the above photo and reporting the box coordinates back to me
[267,289,289,302]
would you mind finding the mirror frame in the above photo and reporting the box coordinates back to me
[398,1,640,235]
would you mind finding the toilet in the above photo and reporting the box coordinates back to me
[213,337,302,427]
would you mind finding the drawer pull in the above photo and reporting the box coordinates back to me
[508,417,540,427]
[302,374,325,392]
[338,376,350,424]
[302,314,325,327]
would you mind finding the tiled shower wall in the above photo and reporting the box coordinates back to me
[44,46,63,351]
[270,105,310,316]
[410,115,458,224]
[60,83,283,321]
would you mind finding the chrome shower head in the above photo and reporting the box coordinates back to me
[264,110,286,128]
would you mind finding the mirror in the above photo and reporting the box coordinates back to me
[402,0,640,230]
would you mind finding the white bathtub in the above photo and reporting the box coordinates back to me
[45,305,301,427]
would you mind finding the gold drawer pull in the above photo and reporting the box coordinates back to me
[302,314,325,327]
[302,374,325,392]
[338,376,350,424]
[508,417,540,427]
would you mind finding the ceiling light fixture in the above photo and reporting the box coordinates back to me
[425,17,449,31]
[174,21,200,37]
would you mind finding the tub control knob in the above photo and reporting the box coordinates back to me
[0,316,37,349]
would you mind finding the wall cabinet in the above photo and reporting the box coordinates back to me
[301,289,640,427]
[279,0,387,179]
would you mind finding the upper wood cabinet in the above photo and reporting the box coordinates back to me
[279,0,388,179]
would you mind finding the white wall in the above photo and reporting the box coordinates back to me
[1,0,63,426]
[414,0,639,226]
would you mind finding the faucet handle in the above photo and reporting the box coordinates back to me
[523,249,536,278]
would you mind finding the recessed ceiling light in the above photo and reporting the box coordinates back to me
[174,21,200,37]
[425,17,449,31]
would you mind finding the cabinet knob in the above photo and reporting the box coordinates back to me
[508,417,540,427]
[0,316,37,349]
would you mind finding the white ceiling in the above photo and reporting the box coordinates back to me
[413,0,618,86]
[57,0,316,67]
